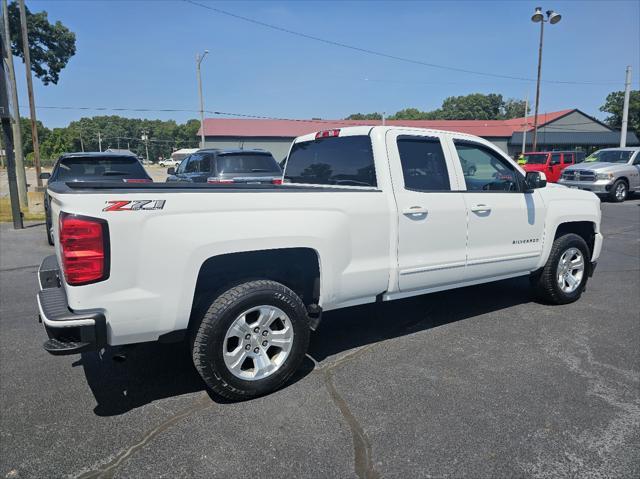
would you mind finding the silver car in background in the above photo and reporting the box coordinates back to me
[558,147,640,202]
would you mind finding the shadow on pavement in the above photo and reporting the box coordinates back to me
[78,276,533,415]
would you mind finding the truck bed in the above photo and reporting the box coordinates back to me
[49,181,380,194]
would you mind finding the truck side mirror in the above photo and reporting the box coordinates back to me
[167,167,176,175]
[525,171,547,191]
[39,172,51,180]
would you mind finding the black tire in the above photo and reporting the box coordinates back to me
[46,222,54,246]
[531,233,590,305]
[608,179,628,202]
[191,280,310,400]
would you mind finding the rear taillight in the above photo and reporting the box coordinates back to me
[207,178,235,184]
[123,178,152,183]
[59,213,109,286]
[315,129,340,139]
[271,178,283,185]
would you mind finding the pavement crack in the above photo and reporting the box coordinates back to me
[0,264,39,273]
[75,394,213,479]
[323,368,380,479]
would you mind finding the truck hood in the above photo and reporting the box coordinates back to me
[564,162,628,173]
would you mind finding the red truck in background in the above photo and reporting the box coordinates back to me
[521,151,585,183]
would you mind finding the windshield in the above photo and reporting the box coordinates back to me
[55,156,149,181]
[523,153,548,164]
[216,154,280,174]
[585,150,633,163]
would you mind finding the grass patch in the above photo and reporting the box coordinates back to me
[0,197,45,222]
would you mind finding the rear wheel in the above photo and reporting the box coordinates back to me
[191,280,310,400]
[531,233,590,304]
[609,179,628,202]
[46,221,54,245]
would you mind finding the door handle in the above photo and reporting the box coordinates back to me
[470,204,492,213]
[403,206,429,216]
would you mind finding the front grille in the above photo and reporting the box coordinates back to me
[563,170,596,182]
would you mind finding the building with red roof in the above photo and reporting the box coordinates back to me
[198,109,638,160]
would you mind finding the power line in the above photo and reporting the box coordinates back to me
[183,0,621,86]
[23,104,610,129]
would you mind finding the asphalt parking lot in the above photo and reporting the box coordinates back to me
[1,199,638,478]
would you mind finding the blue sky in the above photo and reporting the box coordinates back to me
[12,0,640,128]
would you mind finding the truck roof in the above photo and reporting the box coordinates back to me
[59,151,138,159]
[195,148,272,156]
[293,125,488,144]
[596,147,640,152]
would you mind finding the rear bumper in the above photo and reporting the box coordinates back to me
[37,255,107,355]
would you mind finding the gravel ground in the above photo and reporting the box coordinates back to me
[0,199,638,478]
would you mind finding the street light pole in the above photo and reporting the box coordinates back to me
[196,50,209,149]
[530,7,561,152]
[620,65,632,147]
[532,18,544,152]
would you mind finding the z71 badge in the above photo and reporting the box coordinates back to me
[103,200,166,212]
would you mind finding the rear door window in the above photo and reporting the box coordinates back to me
[285,135,376,187]
[551,153,561,165]
[186,153,213,173]
[397,136,450,191]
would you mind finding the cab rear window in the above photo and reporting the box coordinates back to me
[284,135,376,187]
[216,154,280,174]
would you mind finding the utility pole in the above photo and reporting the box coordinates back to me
[18,0,42,187]
[196,50,209,148]
[1,32,24,228]
[620,65,632,148]
[521,93,529,156]
[141,129,149,161]
[2,0,27,207]
[98,131,102,152]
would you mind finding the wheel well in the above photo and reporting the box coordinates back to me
[616,176,629,186]
[189,248,320,330]
[554,221,595,255]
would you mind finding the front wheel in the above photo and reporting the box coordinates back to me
[609,179,628,202]
[531,233,590,305]
[191,280,310,400]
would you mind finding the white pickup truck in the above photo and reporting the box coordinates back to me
[38,126,603,399]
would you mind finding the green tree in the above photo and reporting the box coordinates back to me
[438,93,504,120]
[600,90,640,133]
[40,127,73,160]
[501,98,530,119]
[388,108,438,120]
[345,113,383,120]
[350,93,530,122]
[19,116,49,159]
[7,1,76,85]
